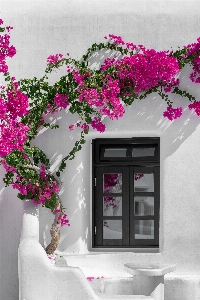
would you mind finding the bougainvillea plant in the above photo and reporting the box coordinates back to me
[0,19,200,254]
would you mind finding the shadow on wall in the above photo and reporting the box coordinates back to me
[37,48,200,252]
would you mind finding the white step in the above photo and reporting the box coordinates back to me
[97,293,154,299]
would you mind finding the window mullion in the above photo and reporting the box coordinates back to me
[94,167,103,246]
[129,166,134,245]
[154,166,160,244]
[122,167,129,246]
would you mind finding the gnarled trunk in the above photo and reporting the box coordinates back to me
[45,199,62,255]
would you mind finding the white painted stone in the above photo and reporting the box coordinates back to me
[124,263,176,276]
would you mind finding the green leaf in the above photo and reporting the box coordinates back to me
[56,171,60,177]
[44,193,57,209]
[17,193,28,200]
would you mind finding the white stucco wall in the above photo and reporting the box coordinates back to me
[1,1,200,299]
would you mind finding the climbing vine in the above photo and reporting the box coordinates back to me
[0,20,200,254]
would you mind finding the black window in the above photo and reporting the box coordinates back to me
[92,137,160,248]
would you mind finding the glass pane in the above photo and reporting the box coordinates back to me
[134,173,154,192]
[104,148,127,157]
[134,197,154,216]
[132,147,155,157]
[103,220,122,239]
[103,197,122,216]
[134,220,154,239]
[103,173,122,193]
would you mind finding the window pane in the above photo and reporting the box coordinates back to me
[103,220,122,239]
[132,147,155,157]
[134,173,154,192]
[134,220,154,239]
[103,173,122,193]
[104,148,127,157]
[134,197,154,216]
[103,196,122,216]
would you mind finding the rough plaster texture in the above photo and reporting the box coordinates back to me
[1,0,200,299]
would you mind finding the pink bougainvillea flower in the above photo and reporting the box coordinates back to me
[163,106,182,120]
[7,45,16,57]
[6,88,29,118]
[108,34,125,45]
[78,88,103,107]
[1,160,17,173]
[40,171,47,179]
[58,214,70,226]
[54,93,70,109]
[87,277,95,281]
[184,38,200,83]
[0,121,29,156]
[0,97,7,119]
[47,53,63,65]
[126,42,137,51]
[41,164,46,171]
[69,124,74,131]
[5,26,13,32]
[188,101,200,116]
[81,123,89,130]
[90,117,106,132]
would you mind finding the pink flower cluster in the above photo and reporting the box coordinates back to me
[184,37,200,83]
[113,49,180,93]
[101,57,117,72]
[78,88,103,107]
[54,93,70,109]
[163,106,182,121]
[0,19,16,73]
[188,101,200,116]
[0,22,30,156]
[163,78,180,93]
[87,276,104,282]
[0,81,29,156]
[90,117,106,133]
[12,171,60,205]
[100,75,124,120]
[47,53,63,66]
[74,71,124,131]
[105,34,125,46]
[54,209,70,227]
[43,103,56,115]
[6,82,29,118]
[0,120,29,156]
[104,34,142,52]
[58,213,70,227]
[69,122,89,132]
[1,159,17,173]
[72,70,85,85]
[72,70,114,132]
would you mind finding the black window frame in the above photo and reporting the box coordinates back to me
[92,137,160,249]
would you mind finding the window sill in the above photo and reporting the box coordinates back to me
[89,248,160,254]
[56,248,161,256]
